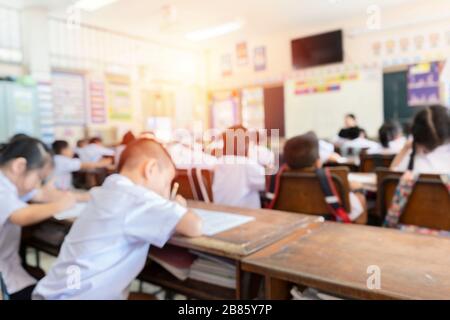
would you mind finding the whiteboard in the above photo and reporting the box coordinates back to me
[284,68,383,139]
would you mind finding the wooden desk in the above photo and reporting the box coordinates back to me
[140,201,323,299]
[22,201,323,300]
[242,222,450,300]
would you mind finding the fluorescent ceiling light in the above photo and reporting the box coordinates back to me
[186,20,244,41]
[74,0,118,12]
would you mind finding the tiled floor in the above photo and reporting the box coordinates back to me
[26,249,187,300]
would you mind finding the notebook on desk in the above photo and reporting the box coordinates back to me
[193,208,255,236]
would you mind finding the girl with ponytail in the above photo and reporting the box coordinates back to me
[0,137,76,300]
[391,105,450,174]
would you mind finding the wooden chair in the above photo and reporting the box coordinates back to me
[272,167,351,218]
[360,152,395,173]
[173,169,199,200]
[173,168,214,202]
[377,169,450,230]
[194,168,214,203]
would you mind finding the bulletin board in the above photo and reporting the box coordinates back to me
[407,61,442,106]
[284,67,384,139]
[106,74,132,121]
[52,72,86,125]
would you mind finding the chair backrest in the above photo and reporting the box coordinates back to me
[377,169,450,230]
[194,168,214,203]
[360,152,395,173]
[173,169,199,200]
[272,167,351,216]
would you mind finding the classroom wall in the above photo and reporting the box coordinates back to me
[205,0,450,137]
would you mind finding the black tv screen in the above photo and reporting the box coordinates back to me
[291,30,343,69]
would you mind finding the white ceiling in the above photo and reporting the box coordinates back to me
[2,0,421,47]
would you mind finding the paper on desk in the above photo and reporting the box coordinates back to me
[192,208,255,236]
[54,203,87,221]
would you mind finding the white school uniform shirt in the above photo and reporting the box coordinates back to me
[319,140,335,163]
[212,156,265,209]
[53,155,82,190]
[0,171,36,295]
[76,144,114,162]
[248,144,275,168]
[167,143,217,170]
[367,137,407,155]
[392,143,450,174]
[32,174,187,300]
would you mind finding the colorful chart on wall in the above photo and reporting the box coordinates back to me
[210,90,239,131]
[106,75,132,121]
[241,87,265,129]
[89,80,107,124]
[52,72,86,125]
[408,61,442,106]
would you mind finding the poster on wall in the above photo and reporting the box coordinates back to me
[294,71,359,96]
[241,87,265,129]
[106,75,133,121]
[221,54,232,77]
[236,42,249,66]
[254,46,267,72]
[407,61,442,106]
[89,80,107,124]
[210,90,239,130]
[52,72,85,125]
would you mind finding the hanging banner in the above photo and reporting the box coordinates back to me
[236,42,249,66]
[254,46,267,72]
[106,74,132,121]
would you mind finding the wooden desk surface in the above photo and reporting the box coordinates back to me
[169,201,323,259]
[242,222,450,300]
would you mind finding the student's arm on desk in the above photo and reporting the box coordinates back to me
[390,140,413,170]
[10,193,76,227]
[80,157,112,170]
[174,195,203,238]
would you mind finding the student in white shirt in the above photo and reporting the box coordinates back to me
[212,126,266,209]
[248,130,276,169]
[391,105,450,174]
[368,121,406,155]
[33,139,202,300]
[283,132,367,224]
[0,138,76,300]
[76,137,115,163]
[52,140,112,191]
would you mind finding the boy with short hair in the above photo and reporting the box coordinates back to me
[33,139,202,300]
[284,131,367,224]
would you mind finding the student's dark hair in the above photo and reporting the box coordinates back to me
[120,131,135,146]
[222,125,251,157]
[89,137,102,144]
[0,137,52,171]
[408,105,450,170]
[9,133,30,143]
[283,131,319,170]
[378,121,402,148]
[52,140,69,155]
[346,114,356,120]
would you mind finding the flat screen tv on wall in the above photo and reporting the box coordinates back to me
[291,30,343,69]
